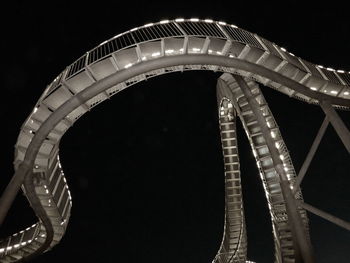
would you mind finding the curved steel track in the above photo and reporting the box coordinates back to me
[0,18,349,262]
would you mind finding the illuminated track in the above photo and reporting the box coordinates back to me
[0,18,349,262]
[215,75,309,263]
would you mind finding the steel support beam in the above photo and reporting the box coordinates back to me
[232,75,315,263]
[293,117,329,193]
[320,100,350,153]
[297,201,350,231]
[0,164,30,226]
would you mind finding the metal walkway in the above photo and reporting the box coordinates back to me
[0,18,349,262]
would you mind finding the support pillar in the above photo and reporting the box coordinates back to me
[320,100,350,153]
[0,163,30,226]
[293,117,329,193]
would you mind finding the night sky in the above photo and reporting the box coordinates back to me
[0,1,349,262]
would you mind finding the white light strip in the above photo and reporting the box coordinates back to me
[151,52,161,57]
[112,33,122,39]
[271,131,276,138]
[98,40,108,46]
[62,198,70,218]
[165,49,174,54]
[175,18,184,22]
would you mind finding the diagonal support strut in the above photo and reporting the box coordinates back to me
[293,117,329,194]
[297,201,350,231]
[320,100,350,153]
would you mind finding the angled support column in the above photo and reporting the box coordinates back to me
[297,201,350,231]
[320,100,350,153]
[0,163,30,226]
[293,117,329,194]
[233,75,315,263]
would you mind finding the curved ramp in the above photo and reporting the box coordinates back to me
[1,18,349,262]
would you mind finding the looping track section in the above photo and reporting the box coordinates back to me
[215,74,309,263]
[0,19,349,262]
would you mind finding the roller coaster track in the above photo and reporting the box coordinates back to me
[0,18,349,262]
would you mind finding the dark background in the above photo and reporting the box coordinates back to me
[0,1,349,262]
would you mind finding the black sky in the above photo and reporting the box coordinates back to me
[0,1,349,262]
